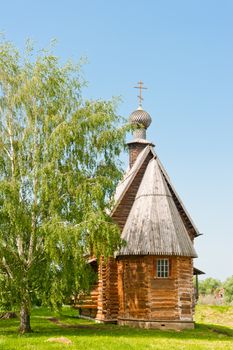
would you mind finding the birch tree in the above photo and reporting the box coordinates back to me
[0,40,126,333]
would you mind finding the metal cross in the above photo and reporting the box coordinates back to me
[134,81,147,107]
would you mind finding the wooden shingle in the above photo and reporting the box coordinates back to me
[117,157,197,257]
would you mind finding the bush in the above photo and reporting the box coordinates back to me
[199,278,222,296]
[224,276,233,304]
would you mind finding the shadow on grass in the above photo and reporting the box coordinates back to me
[1,315,233,344]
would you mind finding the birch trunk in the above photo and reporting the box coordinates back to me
[19,303,32,333]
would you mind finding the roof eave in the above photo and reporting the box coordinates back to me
[116,251,198,258]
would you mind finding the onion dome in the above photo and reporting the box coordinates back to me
[129,106,152,140]
[129,106,152,129]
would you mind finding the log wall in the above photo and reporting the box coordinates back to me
[177,257,194,321]
[74,283,98,318]
[96,257,119,322]
[118,256,150,319]
[117,255,194,329]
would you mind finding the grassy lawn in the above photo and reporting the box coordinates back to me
[0,305,233,350]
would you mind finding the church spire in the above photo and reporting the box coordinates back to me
[127,81,154,168]
[129,81,152,140]
[134,80,147,108]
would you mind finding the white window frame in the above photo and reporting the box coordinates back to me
[156,259,169,278]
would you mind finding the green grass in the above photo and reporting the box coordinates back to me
[195,305,233,328]
[0,305,233,350]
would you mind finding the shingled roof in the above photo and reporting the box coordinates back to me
[117,155,197,257]
[113,144,198,257]
[114,146,152,207]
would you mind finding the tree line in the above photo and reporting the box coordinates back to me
[198,276,233,304]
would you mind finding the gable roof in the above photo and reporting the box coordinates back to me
[113,146,200,239]
[117,157,197,257]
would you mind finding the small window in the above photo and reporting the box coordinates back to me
[157,259,169,278]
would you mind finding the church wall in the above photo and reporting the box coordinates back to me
[96,257,119,322]
[117,256,150,320]
[75,283,98,319]
[76,255,194,328]
[176,256,194,321]
[117,255,194,329]
[149,256,179,321]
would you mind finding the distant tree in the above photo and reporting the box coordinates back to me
[199,278,222,296]
[224,276,233,304]
[0,39,128,333]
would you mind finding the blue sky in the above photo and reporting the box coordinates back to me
[1,0,233,281]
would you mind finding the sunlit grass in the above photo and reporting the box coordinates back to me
[0,305,232,350]
[195,304,233,328]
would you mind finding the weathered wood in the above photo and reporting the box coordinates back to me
[112,150,153,231]
[117,255,194,323]
[96,257,119,322]
[76,130,198,330]
[74,281,99,318]
[118,159,197,257]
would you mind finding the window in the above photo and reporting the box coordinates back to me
[157,259,169,278]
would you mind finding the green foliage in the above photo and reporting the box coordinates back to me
[224,276,233,304]
[199,278,222,296]
[0,38,128,329]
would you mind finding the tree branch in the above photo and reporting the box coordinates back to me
[1,257,13,279]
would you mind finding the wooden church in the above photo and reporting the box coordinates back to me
[77,83,203,330]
